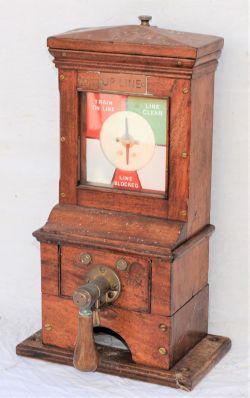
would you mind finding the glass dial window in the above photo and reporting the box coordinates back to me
[81,92,168,195]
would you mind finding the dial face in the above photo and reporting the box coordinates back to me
[100,111,155,171]
[82,92,168,194]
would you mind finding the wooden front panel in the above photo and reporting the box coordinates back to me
[77,188,169,218]
[77,74,170,218]
[56,64,215,223]
[42,294,170,369]
[42,287,208,370]
[60,246,151,313]
[74,73,190,221]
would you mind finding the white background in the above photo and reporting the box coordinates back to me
[0,1,248,397]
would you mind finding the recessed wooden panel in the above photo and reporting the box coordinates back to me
[60,246,151,312]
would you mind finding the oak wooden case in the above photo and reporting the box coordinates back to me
[16,19,231,390]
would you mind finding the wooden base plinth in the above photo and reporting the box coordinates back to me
[16,331,231,391]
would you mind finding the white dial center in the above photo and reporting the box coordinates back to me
[100,111,155,171]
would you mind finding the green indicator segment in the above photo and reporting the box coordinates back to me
[127,97,167,145]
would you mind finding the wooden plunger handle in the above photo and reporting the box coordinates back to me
[72,266,121,372]
[73,310,98,371]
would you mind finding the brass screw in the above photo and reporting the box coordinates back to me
[159,347,167,355]
[182,87,189,94]
[180,210,187,217]
[44,323,52,332]
[177,60,182,66]
[62,52,66,57]
[60,74,65,80]
[159,324,167,332]
[181,152,188,159]
[80,253,92,265]
[116,258,128,271]
[60,136,66,143]
[60,192,66,198]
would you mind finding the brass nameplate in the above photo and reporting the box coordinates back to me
[78,72,146,94]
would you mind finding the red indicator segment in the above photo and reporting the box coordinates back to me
[112,169,142,191]
[86,93,126,138]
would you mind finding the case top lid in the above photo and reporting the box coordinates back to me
[47,16,223,59]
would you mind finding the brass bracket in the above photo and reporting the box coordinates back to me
[87,265,121,305]
[72,265,121,372]
[73,265,121,312]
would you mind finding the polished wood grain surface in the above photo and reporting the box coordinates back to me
[41,243,59,295]
[16,19,229,389]
[58,70,78,205]
[73,313,99,371]
[33,204,186,257]
[42,286,208,369]
[187,72,215,236]
[61,246,151,312]
[47,24,223,59]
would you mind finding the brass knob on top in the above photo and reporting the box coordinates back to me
[138,15,152,26]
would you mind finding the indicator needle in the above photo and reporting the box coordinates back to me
[125,117,129,140]
[115,116,139,166]
[126,144,130,165]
